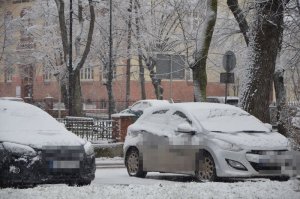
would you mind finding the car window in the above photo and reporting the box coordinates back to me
[173,111,192,124]
[142,109,169,125]
[153,109,169,114]
[167,111,192,131]
[140,102,150,109]
[131,102,141,111]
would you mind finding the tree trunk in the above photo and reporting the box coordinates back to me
[55,0,95,116]
[134,0,146,100]
[147,57,163,100]
[126,0,133,107]
[69,69,83,116]
[274,68,288,136]
[227,0,249,46]
[240,0,284,123]
[138,54,146,100]
[192,0,217,102]
[106,68,116,118]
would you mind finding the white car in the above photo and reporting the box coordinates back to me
[124,102,295,181]
[0,97,24,102]
[0,100,95,187]
[116,99,170,118]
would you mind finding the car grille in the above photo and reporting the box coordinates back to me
[247,150,288,155]
[42,146,84,171]
[247,150,288,173]
[249,162,282,172]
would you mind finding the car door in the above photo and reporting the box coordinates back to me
[162,110,197,173]
[140,109,170,172]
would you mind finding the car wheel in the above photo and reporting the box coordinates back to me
[195,153,217,182]
[269,176,290,182]
[67,180,91,186]
[125,148,147,178]
[77,180,92,186]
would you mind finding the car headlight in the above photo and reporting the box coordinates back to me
[84,141,94,156]
[2,142,37,157]
[212,139,243,152]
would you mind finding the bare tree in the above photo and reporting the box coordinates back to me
[134,0,146,99]
[54,0,95,116]
[125,0,133,107]
[228,0,288,123]
[131,0,182,100]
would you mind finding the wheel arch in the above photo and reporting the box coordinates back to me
[125,146,140,160]
[196,148,220,175]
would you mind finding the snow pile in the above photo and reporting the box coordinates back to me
[0,180,299,199]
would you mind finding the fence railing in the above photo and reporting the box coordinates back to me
[57,117,119,143]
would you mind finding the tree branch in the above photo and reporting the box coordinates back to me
[54,0,68,62]
[227,0,249,46]
[75,0,95,72]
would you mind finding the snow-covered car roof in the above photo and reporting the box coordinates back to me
[139,102,270,133]
[130,99,170,110]
[113,99,170,117]
[0,100,85,148]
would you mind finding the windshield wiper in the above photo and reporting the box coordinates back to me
[211,131,223,133]
[241,130,266,133]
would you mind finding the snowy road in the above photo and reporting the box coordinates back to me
[1,167,300,199]
[94,167,196,185]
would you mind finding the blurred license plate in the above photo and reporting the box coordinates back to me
[49,161,80,169]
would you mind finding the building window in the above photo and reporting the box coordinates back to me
[43,71,52,82]
[100,99,107,109]
[5,70,13,83]
[156,54,186,80]
[80,67,94,80]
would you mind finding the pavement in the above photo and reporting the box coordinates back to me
[95,157,124,169]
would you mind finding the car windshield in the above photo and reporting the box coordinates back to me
[192,108,270,133]
[0,101,84,148]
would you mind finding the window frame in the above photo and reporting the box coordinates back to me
[80,67,94,81]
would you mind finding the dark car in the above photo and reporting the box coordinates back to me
[0,100,95,187]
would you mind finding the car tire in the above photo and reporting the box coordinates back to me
[68,180,91,186]
[269,176,290,182]
[77,180,92,186]
[195,153,217,182]
[125,148,147,178]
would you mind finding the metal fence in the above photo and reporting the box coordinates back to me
[57,117,118,143]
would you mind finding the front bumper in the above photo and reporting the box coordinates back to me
[0,148,96,187]
[215,149,299,178]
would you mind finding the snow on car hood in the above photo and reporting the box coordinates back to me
[210,131,288,149]
[0,100,85,149]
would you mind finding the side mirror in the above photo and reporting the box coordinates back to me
[177,123,196,134]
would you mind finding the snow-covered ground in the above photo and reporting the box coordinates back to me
[1,167,300,199]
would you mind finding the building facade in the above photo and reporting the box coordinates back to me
[0,0,234,115]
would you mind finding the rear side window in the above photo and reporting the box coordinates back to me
[152,109,169,114]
